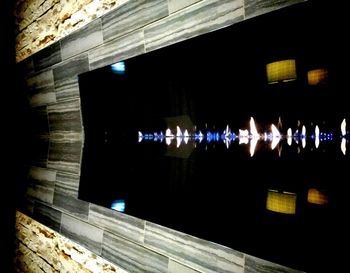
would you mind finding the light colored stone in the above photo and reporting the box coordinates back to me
[15,0,131,62]
[15,211,129,273]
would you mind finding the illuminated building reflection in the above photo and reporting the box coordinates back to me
[266,189,296,215]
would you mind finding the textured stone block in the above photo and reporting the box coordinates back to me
[102,0,168,42]
[144,0,244,52]
[54,191,89,220]
[61,18,104,60]
[48,141,82,174]
[244,0,306,19]
[55,172,80,197]
[144,222,244,273]
[33,202,62,232]
[168,259,201,273]
[26,69,56,106]
[26,167,56,204]
[61,213,103,255]
[33,41,62,71]
[89,29,145,70]
[244,255,305,273]
[53,54,90,100]
[102,231,169,273]
[168,0,202,14]
[89,203,145,244]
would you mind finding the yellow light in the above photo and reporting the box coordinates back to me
[266,190,296,214]
[307,188,328,205]
[307,68,328,85]
[266,59,297,84]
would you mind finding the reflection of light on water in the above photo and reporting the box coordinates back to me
[287,128,292,146]
[111,200,125,212]
[315,125,320,148]
[271,124,281,150]
[139,117,348,155]
[341,138,346,155]
[341,118,346,136]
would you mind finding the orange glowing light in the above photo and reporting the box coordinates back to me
[308,188,328,205]
[307,68,328,85]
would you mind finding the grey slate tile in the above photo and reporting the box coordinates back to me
[26,69,56,106]
[102,0,168,42]
[244,255,305,273]
[48,141,82,174]
[102,231,169,273]
[168,0,202,14]
[61,213,103,254]
[89,29,145,70]
[168,259,201,273]
[26,167,56,204]
[53,54,89,101]
[48,99,82,133]
[53,191,89,220]
[55,172,80,197]
[244,0,306,19]
[33,202,62,232]
[144,0,244,52]
[61,19,103,60]
[144,221,244,273]
[89,204,145,244]
[33,42,62,71]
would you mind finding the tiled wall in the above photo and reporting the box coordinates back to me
[17,0,307,272]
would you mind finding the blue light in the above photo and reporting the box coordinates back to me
[111,61,126,74]
[111,200,125,212]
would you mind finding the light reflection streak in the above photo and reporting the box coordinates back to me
[138,117,348,156]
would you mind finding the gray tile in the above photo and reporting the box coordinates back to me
[48,99,82,132]
[33,42,62,71]
[144,222,244,273]
[168,260,200,273]
[33,202,62,232]
[26,167,56,204]
[55,172,80,197]
[144,0,244,52]
[53,191,89,220]
[16,56,34,76]
[89,29,145,70]
[61,213,103,254]
[102,231,168,273]
[26,69,56,106]
[244,0,306,19]
[48,141,82,174]
[168,0,202,14]
[61,19,103,60]
[102,0,168,42]
[89,204,145,244]
[244,255,305,273]
[53,54,89,101]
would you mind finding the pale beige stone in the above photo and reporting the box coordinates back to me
[15,211,128,273]
[15,0,131,62]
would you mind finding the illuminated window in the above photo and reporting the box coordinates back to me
[266,190,296,214]
[307,68,328,85]
[266,59,297,84]
[307,188,328,205]
[111,61,126,74]
[111,199,126,212]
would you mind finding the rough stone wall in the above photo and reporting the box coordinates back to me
[15,0,130,62]
[15,211,128,273]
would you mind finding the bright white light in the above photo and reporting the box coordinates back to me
[138,131,143,142]
[111,61,125,74]
[271,124,281,150]
[250,138,258,157]
[341,119,346,136]
[165,137,173,146]
[165,128,174,137]
[111,200,125,212]
[315,125,320,148]
[287,128,292,146]
[301,125,306,138]
[176,137,182,148]
[224,125,231,137]
[239,129,249,145]
[176,126,182,137]
[341,138,346,155]
[250,117,259,137]
[302,137,306,148]
[184,130,189,137]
